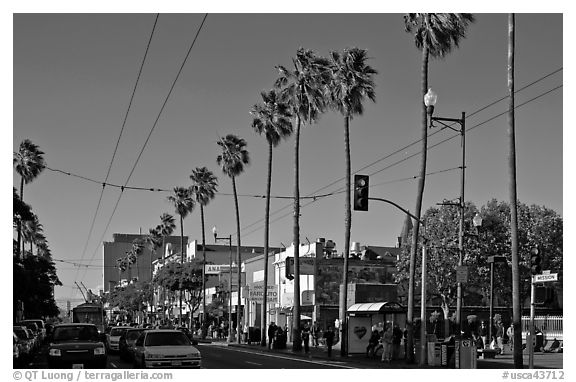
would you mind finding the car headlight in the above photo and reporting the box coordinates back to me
[187,353,201,359]
[94,347,106,355]
[49,348,62,356]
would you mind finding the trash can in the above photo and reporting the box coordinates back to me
[455,339,477,369]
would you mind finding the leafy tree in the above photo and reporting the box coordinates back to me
[251,88,293,345]
[327,47,377,353]
[274,48,330,350]
[402,12,475,362]
[189,166,218,337]
[13,139,46,260]
[14,254,61,318]
[216,133,249,342]
[108,281,152,321]
[395,199,563,338]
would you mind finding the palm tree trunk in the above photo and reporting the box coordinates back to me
[407,33,430,363]
[18,176,24,260]
[507,13,522,368]
[200,205,207,339]
[340,115,351,356]
[232,176,242,344]
[261,141,273,346]
[180,215,184,327]
[292,116,302,351]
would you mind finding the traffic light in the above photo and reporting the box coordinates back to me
[530,247,542,275]
[353,174,369,211]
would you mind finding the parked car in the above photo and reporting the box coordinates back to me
[105,326,132,353]
[119,328,147,361]
[133,329,201,369]
[16,322,40,350]
[13,326,35,362]
[13,333,20,367]
[20,319,46,343]
[47,323,107,369]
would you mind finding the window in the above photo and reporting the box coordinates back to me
[144,332,190,347]
[53,326,99,341]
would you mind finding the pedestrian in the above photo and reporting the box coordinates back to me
[323,326,335,358]
[506,324,514,352]
[495,320,505,354]
[244,323,250,344]
[380,323,393,363]
[480,321,488,349]
[301,323,310,353]
[366,329,380,358]
[311,321,320,348]
[268,322,277,349]
[392,324,402,360]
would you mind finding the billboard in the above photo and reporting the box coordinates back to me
[248,284,278,303]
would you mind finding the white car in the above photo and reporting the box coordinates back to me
[133,329,201,369]
[105,326,132,352]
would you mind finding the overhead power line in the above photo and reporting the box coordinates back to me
[74,14,209,294]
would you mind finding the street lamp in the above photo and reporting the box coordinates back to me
[212,226,234,343]
[425,88,467,341]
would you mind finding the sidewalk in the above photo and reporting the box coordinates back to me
[199,337,560,369]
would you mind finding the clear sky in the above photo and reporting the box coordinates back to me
[12,12,564,312]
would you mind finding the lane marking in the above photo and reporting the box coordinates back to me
[245,361,263,366]
[110,362,118,368]
[200,345,357,369]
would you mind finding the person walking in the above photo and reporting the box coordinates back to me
[480,321,488,349]
[323,326,335,358]
[392,324,402,360]
[380,323,393,363]
[268,322,277,349]
[301,323,311,353]
[495,320,505,354]
[506,324,514,352]
[311,321,320,348]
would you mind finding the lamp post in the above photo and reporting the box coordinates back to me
[424,88,467,339]
[212,226,234,343]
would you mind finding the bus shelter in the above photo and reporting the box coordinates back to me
[346,301,406,354]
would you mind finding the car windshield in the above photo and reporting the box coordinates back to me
[126,330,143,340]
[144,332,190,347]
[53,326,99,342]
[20,323,38,332]
[14,329,29,339]
[23,320,44,329]
[110,328,128,336]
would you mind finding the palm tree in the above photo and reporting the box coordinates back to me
[13,139,46,259]
[189,167,218,338]
[328,47,377,354]
[251,89,293,346]
[403,12,475,362]
[132,237,146,281]
[507,13,522,368]
[274,48,330,351]
[216,134,250,344]
[22,214,43,258]
[167,187,195,326]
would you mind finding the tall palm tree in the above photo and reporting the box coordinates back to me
[22,214,43,258]
[189,167,218,338]
[507,13,522,368]
[403,12,474,363]
[132,237,145,281]
[167,187,195,326]
[328,47,377,355]
[216,134,250,344]
[147,225,167,322]
[251,89,293,346]
[13,139,46,259]
[274,48,330,351]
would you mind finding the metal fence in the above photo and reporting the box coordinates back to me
[521,315,563,341]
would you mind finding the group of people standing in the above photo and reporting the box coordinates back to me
[267,321,337,357]
[475,319,514,354]
[366,322,404,362]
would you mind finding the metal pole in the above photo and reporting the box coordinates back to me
[529,276,535,368]
[419,244,427,366]
[228,236,233,343]
[456,112,466,340]
[489,261,494,347]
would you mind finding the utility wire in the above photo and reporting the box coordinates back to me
[71,14,159,299]
[75,14,208,291]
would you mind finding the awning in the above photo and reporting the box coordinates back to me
[346,301,405,314]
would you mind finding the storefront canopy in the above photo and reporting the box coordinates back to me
[347,301,404,314]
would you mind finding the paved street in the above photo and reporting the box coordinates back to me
[20,340,562,369]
